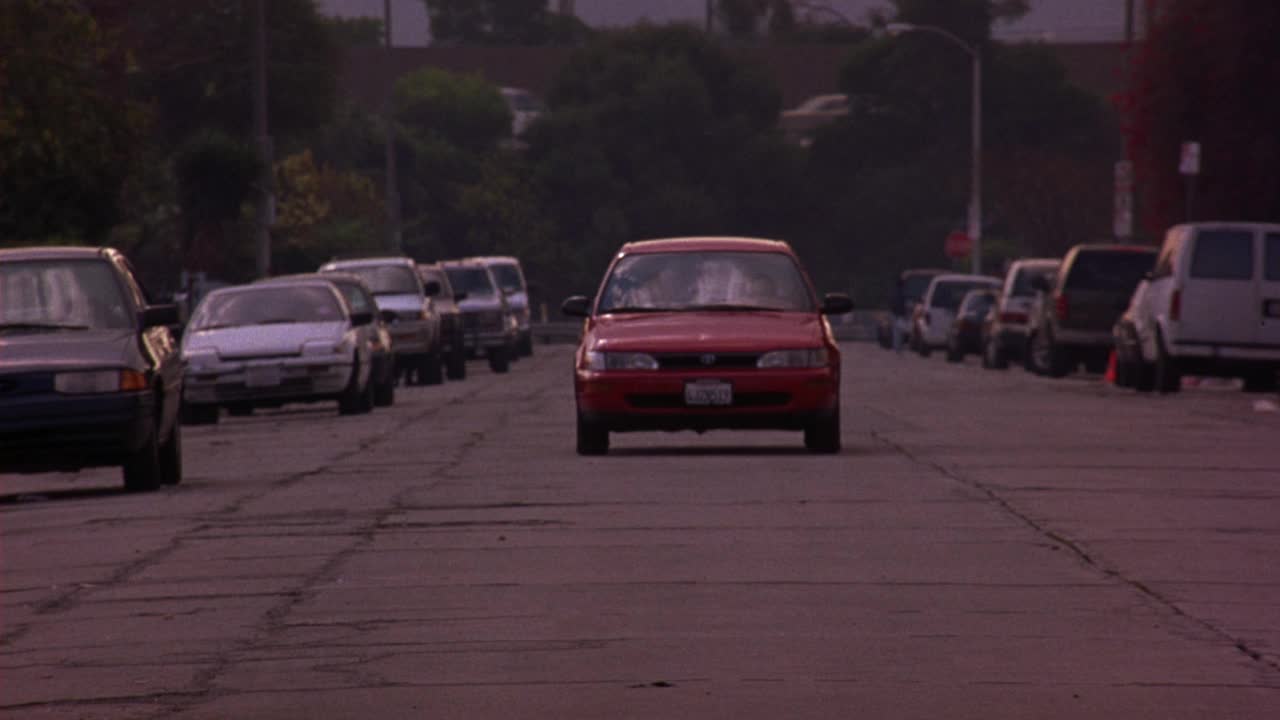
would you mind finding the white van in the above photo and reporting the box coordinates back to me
[1118,222,1280,393]
[911,273,1001,356]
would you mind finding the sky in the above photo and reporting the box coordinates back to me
[320,1,1134,47]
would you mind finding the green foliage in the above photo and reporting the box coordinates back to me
[171,131,261,276]
[422,0,590,46]
[394,68,513,153]
[324,16,385,47]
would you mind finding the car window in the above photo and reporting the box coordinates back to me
[1191,230,1254,280]
[901,274,934,302]
[0,259,133,331]
[960,292,996,315]
[338,283,374,314]
[490,264,525,294]
[418,267,453,296]
[445,267,497,297]
[1063,251,1155,291]
[598,251,815,313]
[330,265,420,295]
[1267,234,1280,282]
[930,281,995,311]
[190,286,345,330]
[1011,265,1056,297]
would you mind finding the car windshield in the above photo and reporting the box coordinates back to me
[1065,251,1155,292]
[489,264,525,294]
[901,274,936,302]
[0,259,132,331]
[446,267,496,297]
[1012,265,1058,297]
[332,265,419,295]
[931,281,995,311]
[190,286,345,330]
[598,251,814,313]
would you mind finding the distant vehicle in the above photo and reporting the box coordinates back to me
[911,274,1001,356]
[0,246,184,491]
[417,263,467,381]
[561,236,853,455]
[946,288,999,363]
[472,255,534,357]
[258,273,398,407]
[181,280,376,422]
[440,259,519,373]
[780,93,850,146]
[320,256,444,385]
[1114,222,1280,393]
[500,86,546,139]
[981,258,1060,369]
[878,268,948,350]
[1024,243,1156,378]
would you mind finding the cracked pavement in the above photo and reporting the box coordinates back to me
[2,344,1280,718]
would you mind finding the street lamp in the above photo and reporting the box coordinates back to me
[886,22,983,275]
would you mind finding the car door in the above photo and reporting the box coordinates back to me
[1179,227,1256,347]
[1258,229,1280,348]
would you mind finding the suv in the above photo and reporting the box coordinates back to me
[320,256,444,385]
[441,259,518,373]
[911,274,1001,356]
[877,268,947,350]
[1025,243,1156,377]
[1114,222,1280,393]
[473,256,534,357]
[0,246,183,491]
[981,258,1060,369]
[417,263,467,381]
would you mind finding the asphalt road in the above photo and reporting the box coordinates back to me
[3,343,1280,719]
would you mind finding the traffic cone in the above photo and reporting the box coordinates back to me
[1104,350,1117,384]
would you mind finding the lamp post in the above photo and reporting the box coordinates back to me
[886,22,983,275]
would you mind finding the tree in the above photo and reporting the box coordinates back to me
[1120,0,1280,235]
[422,0,590,46]
[172,131,261,280]
[324,16,385,48]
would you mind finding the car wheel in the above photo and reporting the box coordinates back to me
[804,408,841,454]
[1113,347,1132,388]
[1242,371,1278,393]
[181,404,219,425]
[576,412,609,455]
[358,373,376,414]
[1035,330,1071,378]
[122,420,163,492]
[446,342,467,380]
[159,421,182,486]
[419,353,444,385]
[488,345,511,374]
[1154,330,1181,394]
[227,403,253,417]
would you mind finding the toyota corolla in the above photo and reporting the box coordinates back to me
[561,237,853,455]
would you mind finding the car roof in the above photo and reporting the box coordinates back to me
[618,237,795,256]
[468,255,522,266]
[439,258,489,269]
[1176,221,1280,232]
[261,272,371,290]
[1009,258,1060,268]
[0,245,111,262]
[1069,243,1157,255]
[207,278,340,298]
[932,273,1000,284]
[322,256,416,269]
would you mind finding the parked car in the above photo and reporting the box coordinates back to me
[319,256,444,385]
[0,246,183,491]
[180,280,375,422]
[258,273,397,407]
[472,255,534,356]
[500,86,546,139]
[417,263,467,381]
[561,236,854,455]
[780,93,849,147]
[877,268,948,350]
[1024,243,1157,377]
[981,258,1060,369]
[1113,222,1280,393]
[441,259,519,373]
[911,274,1001,356]
[946,288,999,363]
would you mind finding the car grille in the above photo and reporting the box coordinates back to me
[654,353,761,370]
[213,377,315,401]
[625,392,790,409]
[462,311,503,331]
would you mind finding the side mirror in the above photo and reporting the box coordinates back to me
[423,280,442,297]
[821,293,854,315]
[350,311,374,327]
[378,309,397,324]
[453,291,468,302]
[140,304,179,328]
[1030,275,1051,293]
[561,295,591,318]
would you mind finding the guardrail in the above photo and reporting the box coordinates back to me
[532,310,888,345]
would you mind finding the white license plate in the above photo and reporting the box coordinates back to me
[684,380,733,406]
[245,365,282,388]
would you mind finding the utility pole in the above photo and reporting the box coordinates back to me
[383,0,403,253]
[705,0,714,33]
[1124,0,1135,43]
[252,0,272,278]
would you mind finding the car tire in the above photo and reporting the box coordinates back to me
[804,408,841,454]
[123,420,163,492]
[181,404,219,425]
[984,338,1009,370]
[1034,330,1071,378]
[576,412,609,455]
[159,421,182,486]
[1154,330,1181,394]
[1113,347,1132,388]
[374,373,395,407]
[488,345,510,374]
[420,353,444,385]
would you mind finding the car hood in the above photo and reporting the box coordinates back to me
[183,322,346,358]
[503,291,528,310]
[0,329,136,373]
[588,311,825,353]
[372,294,425,314]
[459,296,504,312]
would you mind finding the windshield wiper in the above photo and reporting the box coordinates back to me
[256,318,303,325]
[685,304,787,312]
[600,306,677,314]
[0,322,91,332]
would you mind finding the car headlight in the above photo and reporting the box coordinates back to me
[585,351,659,371]
[757,348,829,369]
[54,369,148,394]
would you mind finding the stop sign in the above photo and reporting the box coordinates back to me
[945,231,972,259]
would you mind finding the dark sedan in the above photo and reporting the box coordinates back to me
[0,247,184,491]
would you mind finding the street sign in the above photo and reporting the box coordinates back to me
[945,231,972,259]
[1179,141,1201,176]
[1114,160,1134,240]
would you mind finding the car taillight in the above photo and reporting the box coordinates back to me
[999,311,1028,324]
[1054,294,1070,322]
[1170,289,1181,322]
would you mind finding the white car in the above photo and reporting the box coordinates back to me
[1114,222,1280,393]
[911,273,1001,356]
[500,86,545,139]
[780,93,849,146]
[982,258,1060,369]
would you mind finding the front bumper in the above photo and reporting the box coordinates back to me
[184,357,352,406]
[575,367,839,432]
[0,391,154,472]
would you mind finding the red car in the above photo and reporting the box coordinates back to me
[561,237,854,455]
